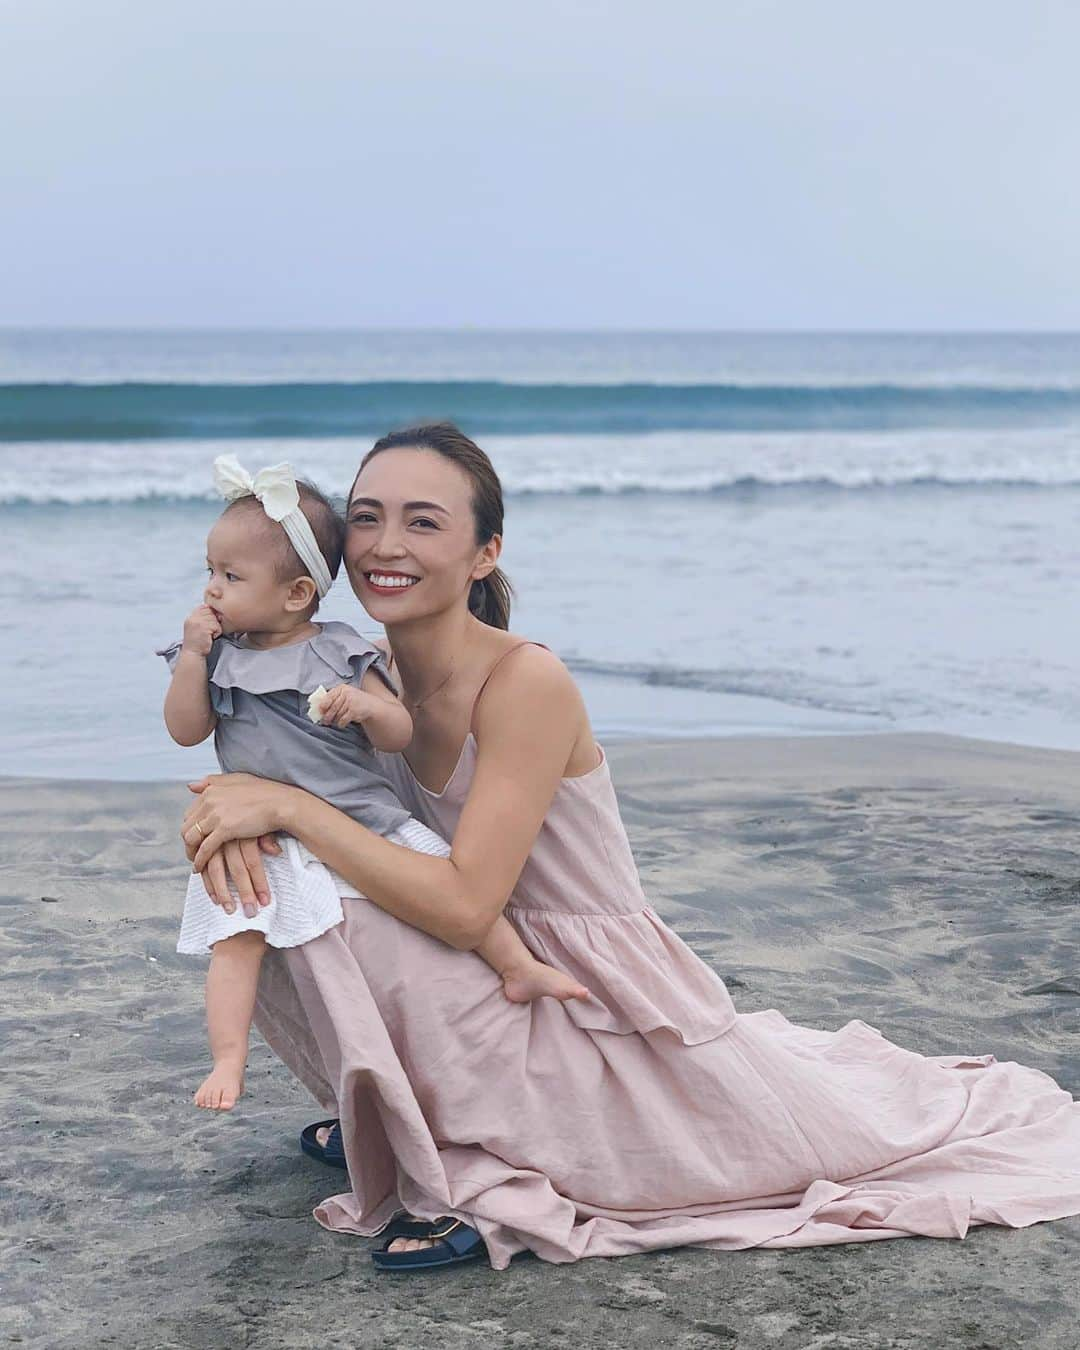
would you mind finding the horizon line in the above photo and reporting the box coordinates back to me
[2,324,1080,338]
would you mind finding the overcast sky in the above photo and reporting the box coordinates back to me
[2,0,1078,330]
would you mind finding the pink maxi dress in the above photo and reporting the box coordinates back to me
[253,715,1080,1267]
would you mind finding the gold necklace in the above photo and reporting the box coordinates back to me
[410,662,456,714]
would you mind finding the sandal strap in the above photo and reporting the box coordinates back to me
[322,1121,344,1163]
[382,1213,452,1240]
[299,1118,347,1169]
[425,1220,482,1257]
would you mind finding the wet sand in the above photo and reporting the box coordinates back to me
[3,732,1079,1349]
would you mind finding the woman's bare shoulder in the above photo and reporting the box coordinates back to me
[496,636,579,689]
[476,637,586,730]
[472,639,597,777]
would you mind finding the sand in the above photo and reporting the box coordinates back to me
[2,732,1079,1349]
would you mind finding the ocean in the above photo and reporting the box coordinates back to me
[2,329,1079,780]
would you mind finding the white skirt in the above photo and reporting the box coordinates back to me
[176,817,451,955]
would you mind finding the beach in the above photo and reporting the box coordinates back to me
[3,731,1079,1350]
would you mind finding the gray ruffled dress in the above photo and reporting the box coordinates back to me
[159,621,449,954]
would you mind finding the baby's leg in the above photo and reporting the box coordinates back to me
[478,915,590,1005]
[194,929,267,1110]
[386,816,589,1005]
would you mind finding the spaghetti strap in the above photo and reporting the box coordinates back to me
[470,641,549,730]
[385,641,548,722]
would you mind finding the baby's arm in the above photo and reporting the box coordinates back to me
[477,914,591,1005]
[164,606,220,746]
[315,670,413,753]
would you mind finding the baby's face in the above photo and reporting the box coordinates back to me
[203,512,293,635]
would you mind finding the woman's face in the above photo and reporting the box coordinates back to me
[345,447,499,625]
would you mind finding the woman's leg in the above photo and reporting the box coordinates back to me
[195,929,267,1110]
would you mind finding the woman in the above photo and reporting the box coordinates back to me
[183,422,1080,1272]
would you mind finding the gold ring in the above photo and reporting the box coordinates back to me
[193,819,207,839]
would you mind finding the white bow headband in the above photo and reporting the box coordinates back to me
[212,454,334,598]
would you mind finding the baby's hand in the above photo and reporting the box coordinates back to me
[315,683,381,729]
[182,605,222,657]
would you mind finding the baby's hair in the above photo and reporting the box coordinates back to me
[223,482,345,613]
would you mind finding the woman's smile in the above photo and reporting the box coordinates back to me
[363,569,422,595]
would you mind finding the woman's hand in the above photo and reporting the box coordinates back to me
[182,774,299,912]
[190,838,282,917]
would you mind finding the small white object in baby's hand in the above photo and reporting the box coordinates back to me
[307,685,329,724]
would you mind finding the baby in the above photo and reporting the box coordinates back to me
[161,455,588,1112]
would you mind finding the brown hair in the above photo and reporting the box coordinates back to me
[358,422,513,629]
[224,480,344,613]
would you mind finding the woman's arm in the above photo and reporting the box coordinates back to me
[187,648,586,950]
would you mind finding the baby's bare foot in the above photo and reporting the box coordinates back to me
[502,960,590,1005]
[194,1063,245,1110]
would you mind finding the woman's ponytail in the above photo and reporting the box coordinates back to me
[469,566,513,630]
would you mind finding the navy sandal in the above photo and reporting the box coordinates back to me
[371,1218,487,1272]
[299,1118,347,1170]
